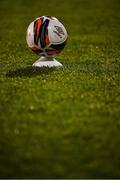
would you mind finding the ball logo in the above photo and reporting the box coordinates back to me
[53,25,65,38]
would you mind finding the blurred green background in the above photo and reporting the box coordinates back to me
[0,0,120,178]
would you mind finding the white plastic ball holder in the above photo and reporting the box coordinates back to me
[32,56,62,67]
[26,16,67,68]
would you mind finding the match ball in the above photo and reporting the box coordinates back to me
[26,16,67,56]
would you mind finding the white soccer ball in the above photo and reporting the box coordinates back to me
[26,16,67,56]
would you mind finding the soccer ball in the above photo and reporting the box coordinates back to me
[26,16,67,57]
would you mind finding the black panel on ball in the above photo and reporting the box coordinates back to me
[50,40,67,50]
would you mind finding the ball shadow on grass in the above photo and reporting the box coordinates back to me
[6,66,56,78]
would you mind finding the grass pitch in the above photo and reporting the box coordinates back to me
[0,0,120,178]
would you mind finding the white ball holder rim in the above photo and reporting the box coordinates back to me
[32,56,63,68]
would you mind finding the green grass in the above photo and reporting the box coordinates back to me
[0,0,120,178]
